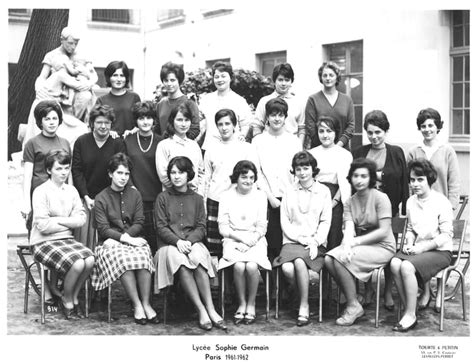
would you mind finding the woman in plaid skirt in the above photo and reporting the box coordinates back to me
[91,153,158,325]
[30,149,94,320]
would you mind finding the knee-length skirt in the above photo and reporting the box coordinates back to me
[326,243,395,282]
[90,239,155,291]
[153,242,216,294]
[31,239,94,278]
[217,237,272,271]
[273,243,327,272]
[394,250,452,287]
[206,198,222,246]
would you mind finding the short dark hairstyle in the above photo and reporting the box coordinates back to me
[347,157,377,189]
[167,156,195,181]
[212,61,234,83]
[215,108,237,126]
[34,100,63,130]
[408,158,438,187]
[364,110,390,132]
[416,108,444,132]
[107,152,131,174]
[272,63,294,83]
[229,160,258,184]
[166,100,194,137]
[89,104,115,129]
[160,62,185,84]
[265,97,288,118]
[104,61,130,88]
[317,115,341,142]
[290,151,320,178]
[132,101,156,126]
[318,61,342,86]
[45,149,70,175]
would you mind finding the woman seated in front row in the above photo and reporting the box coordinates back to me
[273,151,332,327]
[324,158,396,326]
[217,160,271,325]
[390,159,453,332]
[154,156,226,331]
[30,149,94,320]
[91,153,158,325]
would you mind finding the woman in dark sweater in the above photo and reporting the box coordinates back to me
[91,153,157,325]
[124,101,163,254]
[72,105,125,249]
[352,109,409,310]
[154,156,226,331]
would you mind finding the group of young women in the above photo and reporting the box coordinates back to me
[22,58,461,333]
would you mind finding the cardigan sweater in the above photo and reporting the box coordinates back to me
[94,185,144,243]
[353,143,409,216]
[154,187,206,249]
[304,91,355,149]
[407,143,460,210]
[124,133,163,202]
[72,133,125,199]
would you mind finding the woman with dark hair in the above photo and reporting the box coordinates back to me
[154,156,226,331]
[155,101,204,192]
[217,160,271,325]
[252,98,302,261]
[199,61,252,150]
[202,109,259,249]
[304,61,355,150]
[154,62,200,139]
[390,159,453,332]
[273,151,332,326]
[309,116,352,252]
[30,149,94,319]
[406,108,460,311]
[92,153,158,325]
[324,158,396,326]
[72,104,125,249]
[124,101,164,254]
[352,110,409,309]
[95,60,141,136]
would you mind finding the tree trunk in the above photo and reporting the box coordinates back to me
[8,9,69,160]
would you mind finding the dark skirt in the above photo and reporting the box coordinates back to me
[320,182,343,251]
[206,198,222,245]
[31,239,94,278]
[394,250,452,287]
[273,243,326,272]
[143,201,157,255]
[266,198,283,261]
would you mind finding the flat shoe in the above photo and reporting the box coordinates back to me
[336,305,365,326]
[134,317,147,325]
[417,295,432,311]
[233,311,245,325]
[384,304,395,312]
[434,305,441,313]
[296,315,310,327]
[74,304,85,319]
[59,300,74,320]
[198,321,213,331]
[392,319,417,332]
[147,315,160,324]
[243,313,256,325]
[212,319,227,331]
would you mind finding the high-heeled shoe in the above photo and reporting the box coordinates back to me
[146,315,160,324]
[73,304,85,319]
[417,295,432,311]
[211,319,228,331]
[134,317,147,325]
[392,319,417,332]
[198,321,213,331]
[59,300,74,320]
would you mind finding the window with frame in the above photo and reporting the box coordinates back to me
[256,51,287,78]
[323,40,363,150]
[450,10,470,140]
[91,9,131,24]
[157,9,185,26]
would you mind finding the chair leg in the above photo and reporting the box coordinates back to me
[220,270,225,319]
[40,264,45,324]
[445,256,470,300]
[265,270,269,321]
[163,287,167,324]
[84,279,89,318]
[336,286,340,317]
[24,264,30,314]
[375,268,382,328]
[275,268,280,319]
[460,273,466,321]
[319,269,323,322]
[439,274,447,331]
[107,284,112,323]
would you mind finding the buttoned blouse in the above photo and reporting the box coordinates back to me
[94,185,144,243]
[281,181,332,247]
[154,187,206,248]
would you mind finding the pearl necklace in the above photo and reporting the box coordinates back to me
[137,132,153,153]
